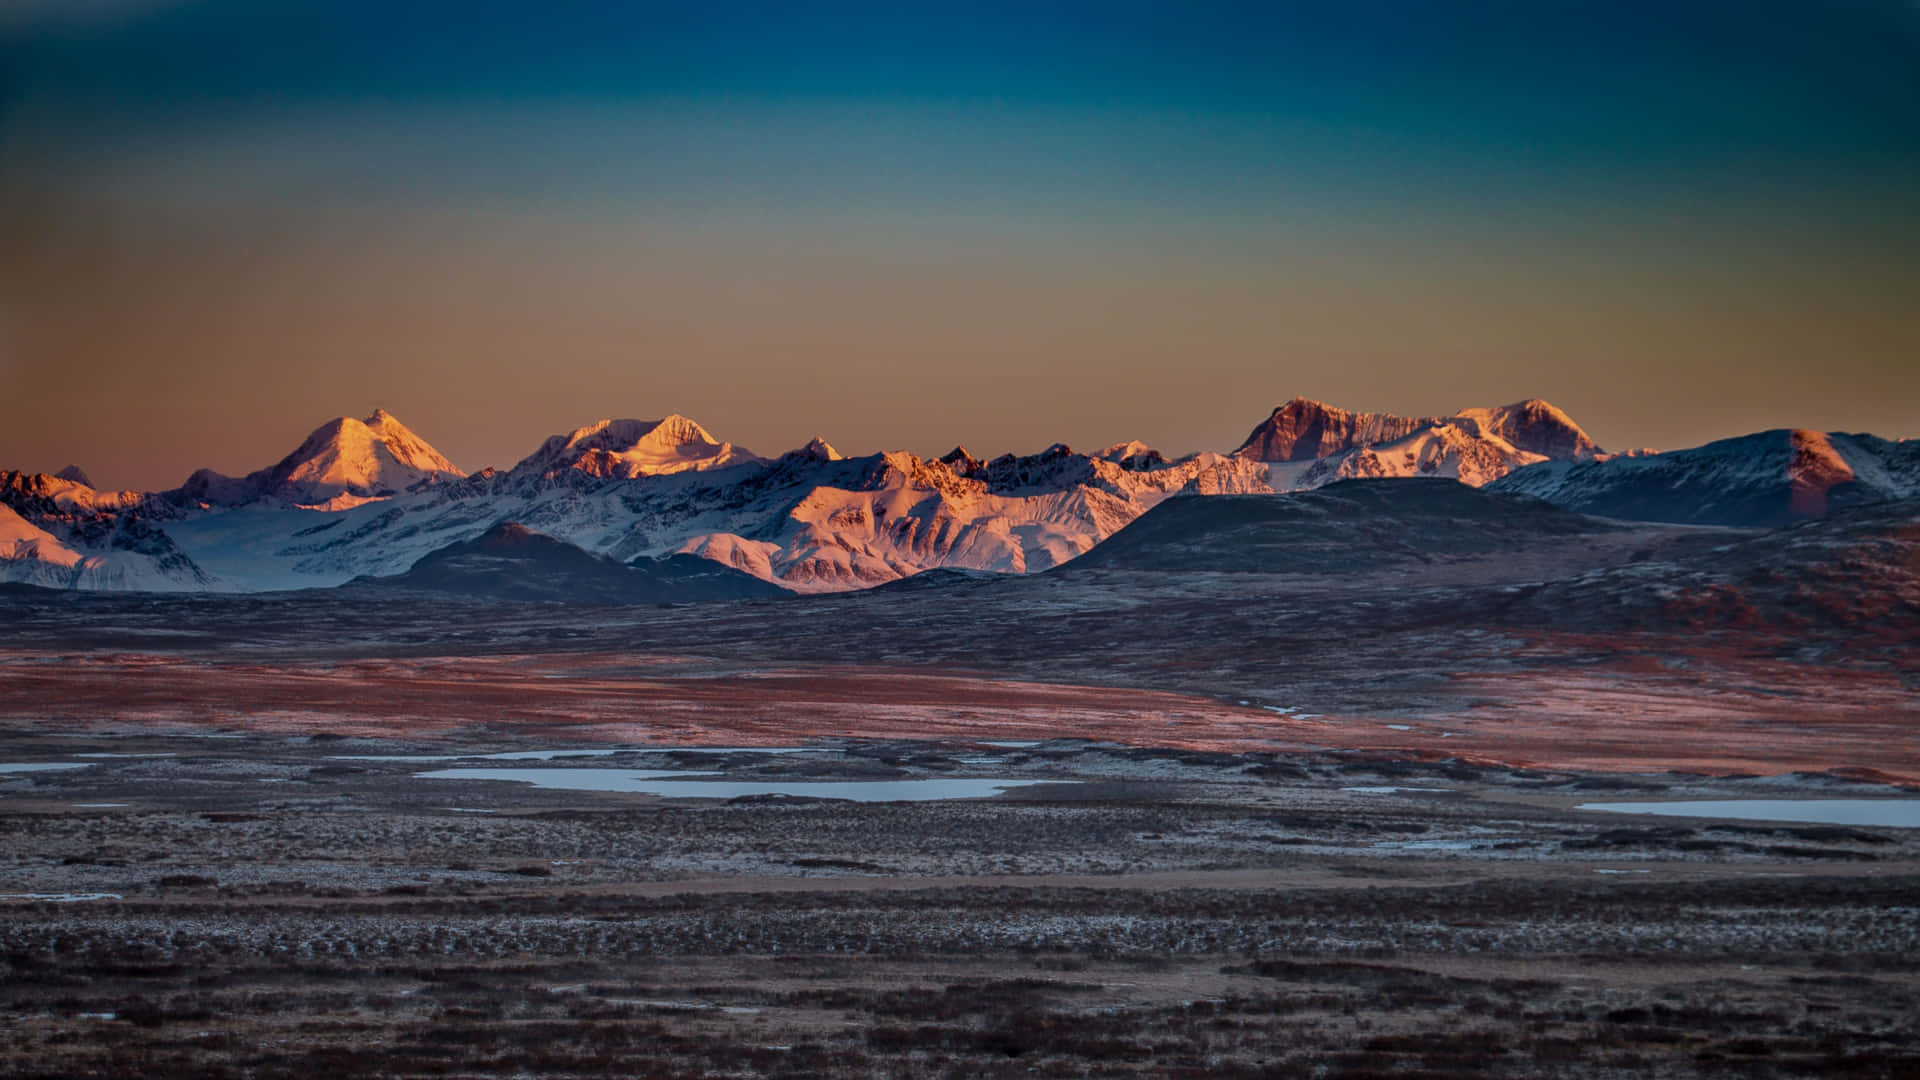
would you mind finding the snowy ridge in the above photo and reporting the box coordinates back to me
[1491,429,1920,527]
[7,397,1890,594]
[510,415,763,480]
[1234,397,1599,479]
[0,471,212,590]
[1297,421,1547,488]
[1233,398,1438,461]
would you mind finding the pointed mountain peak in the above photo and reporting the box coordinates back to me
[650,413,719,446]
[515,415,762,480]
[570,415,717,449]
[53,465,93,487]
[799,436,841,461]
[1096,440,1169,470]
[938,446,983,476]
[1454,399,1602,461]
[1235,396,1600,464]
[253,410,465,505]
[1234,399,1437,462]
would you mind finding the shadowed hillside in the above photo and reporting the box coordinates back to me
[1064,478,1622,573]
[354,522,788,604]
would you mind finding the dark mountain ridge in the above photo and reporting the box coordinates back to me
[352,521,788,604]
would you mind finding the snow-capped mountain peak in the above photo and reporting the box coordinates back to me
[1094,441,1170,470]
[798,436,842,462]
[1298,421,1544,488]
[255,409,466,506]
[1233,398,1439,462]
[511,414,764,480]
[12,394,1905,598]
[1232,397,1600,489]
[1451,398,1601,462]
[1490,426,1918,526]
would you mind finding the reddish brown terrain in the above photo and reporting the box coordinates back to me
[2,634,1915,780]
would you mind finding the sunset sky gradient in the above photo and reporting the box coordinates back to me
[2,1,1916,489]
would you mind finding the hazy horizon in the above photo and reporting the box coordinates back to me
[8,386,1919,494]
[3,1,1916,489]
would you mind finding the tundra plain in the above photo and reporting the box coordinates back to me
[2,495,1917,1078]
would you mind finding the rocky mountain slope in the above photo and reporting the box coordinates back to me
[0,471,209,590]
[1235,398,1601,488]
[1492,429,1920,527]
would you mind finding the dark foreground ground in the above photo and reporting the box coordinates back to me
[3,735,1918,1079]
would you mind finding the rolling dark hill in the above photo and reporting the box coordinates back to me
[354,522,788,604]
[1063,478,1624,574]
[1516,494,1920,639]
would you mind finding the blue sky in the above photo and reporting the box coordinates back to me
[9,1,1917,205]
[2,1,1916,487]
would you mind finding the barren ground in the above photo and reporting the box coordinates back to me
[2,557,1916,1077]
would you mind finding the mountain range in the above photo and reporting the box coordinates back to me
[2,397,1913,595]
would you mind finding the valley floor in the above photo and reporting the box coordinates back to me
[0,558,1915,1077]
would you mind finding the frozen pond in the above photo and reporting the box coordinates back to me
[414,767,1071,801]
[337,747,822,762]
[1343,786,1451,794]
[1578,799,1920,829]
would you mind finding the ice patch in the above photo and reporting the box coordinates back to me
[413,768,1074,802]
[1342,786,1449,795]
[1577,799,1920,829]
[335,746,822,762]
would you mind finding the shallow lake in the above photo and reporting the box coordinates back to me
[338,747,821,762]
[414,767,1069,801]
[1577,799,1920,828]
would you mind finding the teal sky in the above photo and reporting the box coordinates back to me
[1,1,1916,488]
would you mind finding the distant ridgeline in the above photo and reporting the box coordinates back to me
[2,399,1913,596]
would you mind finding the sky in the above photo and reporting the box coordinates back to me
[1,0,1916,490]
